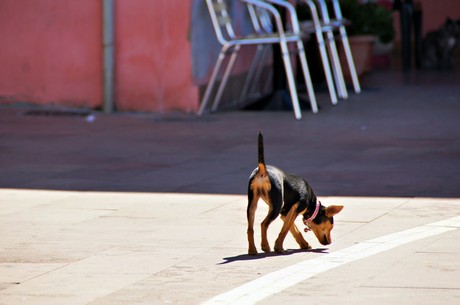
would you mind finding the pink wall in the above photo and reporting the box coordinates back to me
[393,0,460,42]
[0,1,102,108]
[0,0,198,113]
[418,0,460,34]
[115,0,197,113]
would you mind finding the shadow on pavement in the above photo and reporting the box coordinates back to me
[218,248,329,265]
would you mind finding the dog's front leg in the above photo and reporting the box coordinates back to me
[289,222,311,250]
[274,203,299,253]
[280,214,311,250]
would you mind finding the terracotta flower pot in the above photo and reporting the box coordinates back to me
[339,35,375,81]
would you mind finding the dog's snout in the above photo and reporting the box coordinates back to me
[321,236,331,245]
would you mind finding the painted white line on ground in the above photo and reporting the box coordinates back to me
[203,216,460,305]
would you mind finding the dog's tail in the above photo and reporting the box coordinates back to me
[258,131,267,175]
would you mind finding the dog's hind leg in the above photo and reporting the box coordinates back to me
[247,189,259,255]
[275,203,299,253]
[260,194,282,253]
[260,207,275,253]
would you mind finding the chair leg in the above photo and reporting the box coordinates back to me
[325,31,348,100]
[296,40,318,113]
[305,0,337,105]
[315,0,347,99]
[212,45,241,112]
[280,41,302,120]
[315,31,338,105]
[339,26,361,94]
[197,47,227,116]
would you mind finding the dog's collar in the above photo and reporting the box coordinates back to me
[304,200,320,224]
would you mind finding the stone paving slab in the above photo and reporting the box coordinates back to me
[0,189,459,304]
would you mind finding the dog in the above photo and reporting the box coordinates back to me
[247,132,343,255]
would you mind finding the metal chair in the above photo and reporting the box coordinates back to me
[274,0,346,105]
[249,0,320,114]
[315,0,361,94]
[295,0,345,103]
[197,0,318,120]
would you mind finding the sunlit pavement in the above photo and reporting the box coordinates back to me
[0,190,459,304]
[1,69,460,304]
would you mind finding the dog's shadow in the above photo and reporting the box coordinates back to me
[218,248,328,265]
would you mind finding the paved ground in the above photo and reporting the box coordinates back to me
[1,68,460,304]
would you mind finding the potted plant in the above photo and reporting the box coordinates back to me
[340,0,395,76]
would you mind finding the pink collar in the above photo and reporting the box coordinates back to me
[304,200,320,224]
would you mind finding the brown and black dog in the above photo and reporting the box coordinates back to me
[247,132,343,255]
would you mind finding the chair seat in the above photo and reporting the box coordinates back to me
[228,32,303,46]
[300,20,334,33]
[300,19,350,34]
[326,18,351,28]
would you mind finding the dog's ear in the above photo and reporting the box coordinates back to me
[325,205,344,217]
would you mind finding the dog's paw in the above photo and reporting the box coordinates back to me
[274,239,285,253]
[248,247,258,255]
[299,241,312,250]
[261,243,271,253]
[274,241,284,253]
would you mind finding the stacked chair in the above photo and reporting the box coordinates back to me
[197,0,361,120]
[314,0,361,94]
[298,0,343,103]
[197,0,317,120]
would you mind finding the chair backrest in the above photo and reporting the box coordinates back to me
[314,0,331,23]
[303,0,323,28]
[330,0,344,20]
[247,4,273,34]
[315,0,344,22]
[206,0,236,44]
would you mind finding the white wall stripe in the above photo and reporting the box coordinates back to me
[203,216,460,305]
